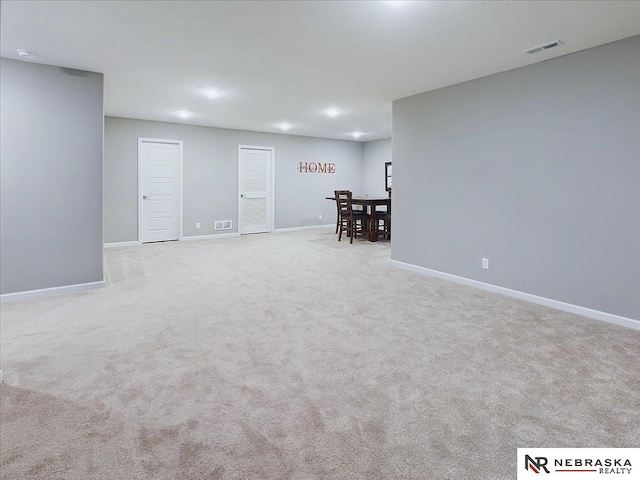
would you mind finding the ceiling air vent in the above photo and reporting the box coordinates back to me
[522,40,564,55]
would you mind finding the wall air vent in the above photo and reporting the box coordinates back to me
[522,40,564,55]
[214,220,232,231]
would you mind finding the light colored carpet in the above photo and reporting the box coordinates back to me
[1,229,638,479]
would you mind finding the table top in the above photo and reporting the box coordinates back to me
[352,197,390,205]
[326,196,390,205]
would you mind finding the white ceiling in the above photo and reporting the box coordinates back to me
[2,1,639,141]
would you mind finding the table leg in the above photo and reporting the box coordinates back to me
[369,206,378,242]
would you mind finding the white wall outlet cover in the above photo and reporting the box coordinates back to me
[319,214,322,220]
[196,223,200,229]
[482,258,490,269]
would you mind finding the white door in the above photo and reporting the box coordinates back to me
[238,146,273,234]
[138,139,182,243]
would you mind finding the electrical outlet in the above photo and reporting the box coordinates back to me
[482,258,489,269]
[319,214,322,220]
[196,223,200,229]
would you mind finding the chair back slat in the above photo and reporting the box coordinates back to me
[334,190,353,216]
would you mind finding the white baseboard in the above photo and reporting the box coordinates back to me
[0,280,106,302]
[104,241,138,248]
[273,224,334,233]
[106,226,331,246]
[389,259,640,331]
[182,232,240,241]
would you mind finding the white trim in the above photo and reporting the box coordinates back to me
[101,100,106,283]
[181,233,240,241]
[0,280,105,302]
[389,259,640,331]
[238,145,275,235]
[273,224,334,233]
[272,148,276,231]
[104,241,138,248]
[138,138,184,245]
[180,142,184,241]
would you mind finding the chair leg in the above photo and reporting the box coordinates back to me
[349,219,354,244]
[338,221,343,241]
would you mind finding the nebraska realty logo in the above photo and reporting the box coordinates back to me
[517,448,639,478]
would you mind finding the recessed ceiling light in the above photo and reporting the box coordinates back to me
[325,108,340,118]
[351,132,364,139]
[176,110,190,119]
[17,49,36,59]
[204,89,221,99]
[279,123,292,131]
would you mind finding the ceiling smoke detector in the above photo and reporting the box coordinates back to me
[17,49,36,59]
[522,40,564,55]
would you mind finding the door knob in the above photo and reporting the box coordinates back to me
[240,194,245,198]
[143,195,148,199]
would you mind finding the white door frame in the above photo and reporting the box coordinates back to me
[237,145,275,234]
[138,137,184,245]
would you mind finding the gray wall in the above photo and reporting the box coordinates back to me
[363,138,392,197]
[1,58,104,295]
[104,117,363,242]
[392,36,640,320]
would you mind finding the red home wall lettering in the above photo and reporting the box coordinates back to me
[298,162,336,173]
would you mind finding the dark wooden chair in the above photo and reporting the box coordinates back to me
[334,190,350,234]
[335,190,369,244]
[377,212,391,240]
[334,190,366,234]
[374,190,391,240]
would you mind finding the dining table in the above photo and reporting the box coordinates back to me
[326,195,391,242]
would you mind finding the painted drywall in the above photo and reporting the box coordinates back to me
[392,36,640,321]
[363,138,392,197]
[104,117,364,242]
[0,58,104,294]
